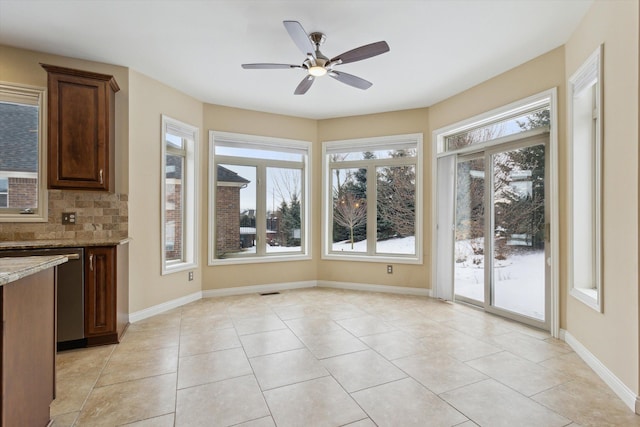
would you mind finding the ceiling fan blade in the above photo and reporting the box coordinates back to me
[284,20,316,58]
[328,71,372,90]
[330,41,390,65]
[294,75,315,95]
[242,63,301,69]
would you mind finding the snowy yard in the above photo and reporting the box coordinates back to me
[332,236,415,254]
[455,239,545,320]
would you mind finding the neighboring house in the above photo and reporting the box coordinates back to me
[216,165,250,255]
[0,102,38,209]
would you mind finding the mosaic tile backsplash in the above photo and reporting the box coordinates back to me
[0,190,128,242]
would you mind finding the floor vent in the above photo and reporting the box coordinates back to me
[260,291,281,296]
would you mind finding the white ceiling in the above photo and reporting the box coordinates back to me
[0,0,592,120]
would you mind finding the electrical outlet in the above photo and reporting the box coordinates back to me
[188,271,194,281]
[387,265,393,274]
[62,212,76,224]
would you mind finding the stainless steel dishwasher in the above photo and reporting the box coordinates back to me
[0,247,85,350]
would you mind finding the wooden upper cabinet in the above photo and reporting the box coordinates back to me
[41,64,119,191]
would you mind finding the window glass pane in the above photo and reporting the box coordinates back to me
[332,167,367,253]
[266,167,302,253]
[446,108,550,151]
[0,178,7,208]
[376,164,416,255]
[330,148,416,162]
[0,101,39,211]
[166,134,183,149]
[215,145,302,162]
[216,164,256,258]
[165,153,184,261]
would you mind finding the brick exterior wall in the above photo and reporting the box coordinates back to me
[7,177,37,208]
[0,189,128,241]
[216,186,241,256]
[165,181,182,261]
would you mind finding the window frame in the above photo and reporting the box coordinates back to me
[568,45,603,312]
[322,133,423,264]
[0,82,48,222]
[208,131,312,265]
[160,115,199,275]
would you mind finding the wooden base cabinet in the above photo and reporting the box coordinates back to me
[84,244,128,346]
[1,269,56,427]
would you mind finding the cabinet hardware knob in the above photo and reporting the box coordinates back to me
[99,169,104,184]
[89,254,94,271]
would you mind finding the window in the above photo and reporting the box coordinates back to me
[0,82,47,222]
[209,131,311,264]
[161,115,198,274]
[568,45,602,312]
[323,134,422,262]
[0,178,7,207]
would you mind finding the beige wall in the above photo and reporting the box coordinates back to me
[317,109,430,289]
[201,104,318,290]
[128,70,204,312]
[564,0,639,395]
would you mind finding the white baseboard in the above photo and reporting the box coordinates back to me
[202,280,317,298]
[129,291,202,323]
[562,329,638,413]
[318,280,432,297]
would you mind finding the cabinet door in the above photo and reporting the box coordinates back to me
[85,246,116,337]
[43,64,118,191]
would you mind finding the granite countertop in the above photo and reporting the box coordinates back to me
[0,237,131,250]
[0,255,69,286]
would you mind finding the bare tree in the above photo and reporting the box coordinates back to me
[377,153,415,239]
[270,169,300,207]
[333,192,367,249]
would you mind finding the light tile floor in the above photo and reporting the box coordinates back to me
[50,288,640,427]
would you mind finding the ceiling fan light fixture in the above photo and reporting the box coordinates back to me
[308,65,327,77]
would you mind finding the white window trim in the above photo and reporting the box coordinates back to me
[161,115,199,275]
[208,131,312,266]
[431,88,560,337]
[0,82,48,223]
[321,133,423,264]
[568,45,603,312]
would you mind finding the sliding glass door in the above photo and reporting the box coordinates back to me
[490,143,547,322]
[454,136,549,328]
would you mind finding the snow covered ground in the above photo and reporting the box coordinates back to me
[455,239,545,320]
[332,236,415,254]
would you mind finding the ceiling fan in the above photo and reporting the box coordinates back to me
[241,20,390,95]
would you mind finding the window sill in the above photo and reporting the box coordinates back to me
[162,261,197,276]
[209,253,311,266]
[570,287,601,312]
[322,253,422,265]
[0,212,48,223]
